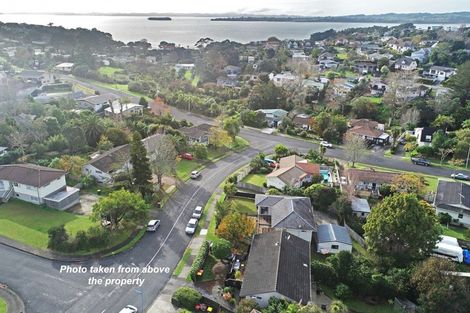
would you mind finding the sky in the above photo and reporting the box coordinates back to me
[1,0,470,16]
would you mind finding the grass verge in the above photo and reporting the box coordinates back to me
[104,228,146,257]
[173,248,192,277]
[441,225,470,241]
[0,297,6,313]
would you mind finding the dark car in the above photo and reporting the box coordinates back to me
[411,157,431,166]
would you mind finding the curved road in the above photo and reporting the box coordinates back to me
[1,76,468,313]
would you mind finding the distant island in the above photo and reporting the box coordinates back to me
[211,12,470,24]
[148,17,172,21]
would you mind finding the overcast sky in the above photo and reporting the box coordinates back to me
[2,0,470,15]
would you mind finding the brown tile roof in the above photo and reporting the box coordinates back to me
[268,155,320,185]
[348,169,399,185]
[179,123,213,139]
[297,162,320,174]
[347,126,383,138]
[279,155,306,168]
[0,164,65,187]
[349,119,379,129]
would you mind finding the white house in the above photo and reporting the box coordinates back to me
[174,63,195,73]
[292,52,311,62]
[240,230,311,307]
[77,93,119,112]
[104,102,143,118]
[414,127,436,147]
[424,66,456,82]
[316,223,352,254]
[54,62,74,72]
[0,147,8,157]
[394,57,418,71]
[267,155,320,190]
[434,180,470,227]
[0,164,80,210]
[269,72,298,87]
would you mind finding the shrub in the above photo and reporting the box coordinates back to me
[212,238,232,259]
[311,260,337,287]
[416,145,435,158]
[47,225,69,251]
[171,287,202,310]
[438,212,452,225]
[74,230,89,250]
[335,283,352,300]
[189,240,210,281]
[86,226,110,248]
[192,143,208,159]
[46,134,68,152]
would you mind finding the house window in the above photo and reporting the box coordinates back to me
[458,214,464,219]
[331,244,339,250]
[260,207,269,215]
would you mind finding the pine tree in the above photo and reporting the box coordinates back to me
[130,132,153,197]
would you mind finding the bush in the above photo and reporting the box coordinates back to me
[416,145,435,158]
[189,240,210,281]
[46,134,69,152]
[171,287,202,310]
[212,238,232,259]
[47,225,69,251]
[192,143,208,159]
[74,230,89,250]
[86,226,111,248]
[335,283,352,300]
[311,260,337,287]
[438,212,452,225]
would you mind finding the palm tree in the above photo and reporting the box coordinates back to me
[82,113,105,146]
[328,300,349,313]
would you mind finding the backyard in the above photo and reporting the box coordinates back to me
[0,199,132,253]
[241,173,266,187]
[230,197,257,215]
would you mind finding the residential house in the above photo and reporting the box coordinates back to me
[346,119,390,145]
[388,40,415,53]
[354,61,378,74]
[255,194,316,242]
[0,164,80,210]
[77,93,119,112]
[264,37,282,50]
[256,109,288,128]
[174,63,195,73]
[178,123,213,146]
[104,102,143,118]
[224,65,241,78]
[82,145,130,183]
[411,48,431,64]
[367,52,394,61]
[317,52,335,62]
[394,57,418,71]
[319,59,339,69]
[17,70,55,86]
[423,66,456,82]
[414,127,436,147]
[292,52,311,62]
[216,76,239,88]
[54,62,74,72]
[239,230,311,307]
[267,155,320,190]
[269,72,298,87]
[434,180,470,227]
[370,80,388,96]
[351,197,371,218]
[292,114,312,130]
[302,79,326,91]
[348,169,399,194]
[316,223,352,254]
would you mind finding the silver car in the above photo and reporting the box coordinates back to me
[192,206,203,219]
[185,218,198,235]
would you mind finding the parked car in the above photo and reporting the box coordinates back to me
[264,158,278,168]
[192,206,203,219]
[411,157,431,166]
[451,173,470,181]
[146,219,161,232]
[180,153,193,160]
[190,170,201,179]
[185,218,198,235]
[119,305,138,313]
[320,141,333,148]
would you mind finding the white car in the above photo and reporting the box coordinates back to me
[119,305,138,313]
[192,206,203,219]
[185,218,198,235]
[190,170,201,179]
[146,219,161,232]
[320,141,333,148]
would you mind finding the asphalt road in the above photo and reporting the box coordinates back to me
[1,76,467,313]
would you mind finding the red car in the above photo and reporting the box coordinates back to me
[180,153,193,160]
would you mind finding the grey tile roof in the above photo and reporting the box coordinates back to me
[351,197,371,213]
[88,144,130,173]
[255,195,316,231]
[240,230,311,304]
[317,224,352,245]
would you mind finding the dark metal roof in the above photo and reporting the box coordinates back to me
[240,230,311,304]
[435,180,470,213]
[317,224,352,245]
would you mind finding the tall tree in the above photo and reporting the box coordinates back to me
[81,112,105,146]
[364,193,441,266]
[412,258,470,313]
[148,135,177,186]
[209,127,231,149]
[130,132,153,196]
[344,133,367,167]
[216,211,255,251]
[222,116,241,143]
[92,189,150,230]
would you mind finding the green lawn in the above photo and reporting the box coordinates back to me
[98,66,123,76]
[363,96,383,104]
[199,254,217,282]
[441,225,470,241]
[231,197,257,214]
[173,248,192,277]
[0,297,6,313]
[336,52,348,60]
[242,174,266,187]
[0,200,97,249]
[176,159,204,181]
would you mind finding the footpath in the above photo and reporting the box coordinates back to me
[147,188,223,313]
